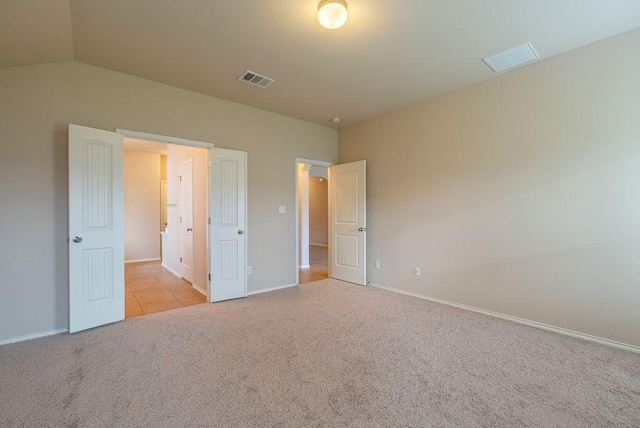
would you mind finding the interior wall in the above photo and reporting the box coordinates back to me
[160,155,167,181]
[309,177,328,246]
[124,150,161,262]
[338,28,640,347]
[165,144,208,291]
[0,61,336,342]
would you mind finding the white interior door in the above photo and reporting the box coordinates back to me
[68,124,124,333]
[210,148,247,302]
[160,180,167,231]
[179,159,194,283]
[329,160,367,285]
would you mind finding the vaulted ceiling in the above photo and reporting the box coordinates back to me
[2,1,639,128]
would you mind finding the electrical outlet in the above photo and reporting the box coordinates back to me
[278,205,286,214]
[414,267,421,276]
[375,260,380,269]
[247,266,253,275]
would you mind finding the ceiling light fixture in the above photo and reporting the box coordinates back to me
[318,0,348,30]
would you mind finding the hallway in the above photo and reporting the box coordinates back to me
[299,244,328,284]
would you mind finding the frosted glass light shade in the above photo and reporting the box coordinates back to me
[317,0,348,29]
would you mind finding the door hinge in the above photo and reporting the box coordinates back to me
[180,216,182,222]
[180,257,182,263]
[179,176,182,182]
[208,217,211,225]
[208,273,211,281]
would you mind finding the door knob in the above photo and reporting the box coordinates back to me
[186,228,193,232]
[72,236,83,243]
[237,230,245,235]
[358,227,366,232]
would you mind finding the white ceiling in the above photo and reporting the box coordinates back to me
[2,1,639,128]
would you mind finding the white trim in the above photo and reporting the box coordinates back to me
[116,128,214,149]
[0,328,68,347]
[299,264,311,269]
[192,283,207,296]
[296,158,333,168]
[369,282,640,354]
[125,258,161,264]
[309,243,328,247]
[161,262,181,278]
[248,283,297,296]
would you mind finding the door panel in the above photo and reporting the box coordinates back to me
[329,160,366,285]
[179,159,194,283]
[69,124,124,333]
[210,149,247,302]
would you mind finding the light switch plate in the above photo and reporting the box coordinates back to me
[279,205,286,214]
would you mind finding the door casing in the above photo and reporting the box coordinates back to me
[116,129,247,303]
[294,158,333,286]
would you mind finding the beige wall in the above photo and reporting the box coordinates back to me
[160,155,167,181]
[0,61,336,341]
[339,28,640,347]
[309,177,328,246]
[124,150,161,262]
[165,144,208,290]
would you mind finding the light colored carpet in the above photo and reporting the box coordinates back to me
[1,279,639,427]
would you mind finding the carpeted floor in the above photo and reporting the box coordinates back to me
[1,279,639,427]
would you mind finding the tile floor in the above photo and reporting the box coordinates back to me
[299,244,329,284]
[125,261,206,318]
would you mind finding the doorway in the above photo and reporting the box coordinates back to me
[122,138,208,318]
[296,159,333,284]
[68,125,248,333]
[295,157,368,287]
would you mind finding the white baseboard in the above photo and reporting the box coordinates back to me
[309,243,328,247]
[161,262,181,278]
[248,283,297,296]
[299,264,311,269]
[192,284,207,296]
[369,282,640,354]
[125,258,161,264]
[0,328,68,347]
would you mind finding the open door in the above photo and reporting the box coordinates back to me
[210,148,247,302]
[179,158,194,283]
[68,124,124,333]
[329,160,366,285]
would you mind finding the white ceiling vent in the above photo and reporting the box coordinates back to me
[238,70,275,88]
[483,42,539,73]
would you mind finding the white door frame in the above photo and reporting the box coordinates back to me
[179,158,195,283]
[116,129,215,300]
[294,158,333,285]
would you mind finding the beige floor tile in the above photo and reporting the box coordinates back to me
[140,300,184,314]
[163,281,194,293]
[171,289,206,305]
[128,281,165,293]
[125,303,144,318]
[133,288,178,306]
[146,271,172,281]
[160,276,192,287]
[126,273,156,285]
[123,261,204,319]
[125,263,147,272]
[125,292,144,318]
[299,244,328,284]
